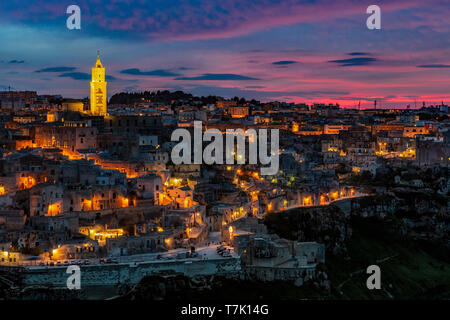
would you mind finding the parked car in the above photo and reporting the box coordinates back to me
[105,258,112,263]
[70,260,76,265]
[77,260,83,265]
[84,259,90,265]
[56,261,62,266]
[39,262,45,266]
[63,261,69,266]
[49,262,54,266]
[111,258,118,264]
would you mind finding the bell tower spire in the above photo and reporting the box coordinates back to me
[90,50,107,116]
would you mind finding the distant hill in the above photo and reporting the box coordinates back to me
[109,90,218,105]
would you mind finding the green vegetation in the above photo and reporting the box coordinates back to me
[324,217,450,299]
[265,211,450,300]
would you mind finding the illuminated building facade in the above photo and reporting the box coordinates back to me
[90,51,107,116]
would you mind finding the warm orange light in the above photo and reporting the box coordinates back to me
[46,113,55,122]
[19,176,36,190]
[47,203,61,216]
[62,149,83,160]
[252,172,260,180]
[0,185,5,195]
[83,199,92,210]
[303,196,311,206]
[167,177,182,187]
[82,227,124,242]
[157,226,164,232]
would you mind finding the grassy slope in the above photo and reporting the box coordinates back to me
[325,217,450,300]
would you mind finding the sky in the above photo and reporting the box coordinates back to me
[0,0,449,108]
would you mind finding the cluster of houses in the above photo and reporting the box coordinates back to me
[0,87,448,277]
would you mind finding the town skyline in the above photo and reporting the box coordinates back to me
[0,3,448,301]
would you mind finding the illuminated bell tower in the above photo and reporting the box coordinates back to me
[90,50,107,116]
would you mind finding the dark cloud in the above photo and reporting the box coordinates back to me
[417,64,450,68]
[58,72,90,80]
[272,60,297,65]
[328,57,377,66]
[35,67,77,73]
[246,86,265,89]
[347,52,370,56]
[336,95,397,102]
[175,73,259,81]
[9,60,24,64]
[120,68,180,77]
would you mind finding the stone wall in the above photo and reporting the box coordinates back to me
[19,257,241,288]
